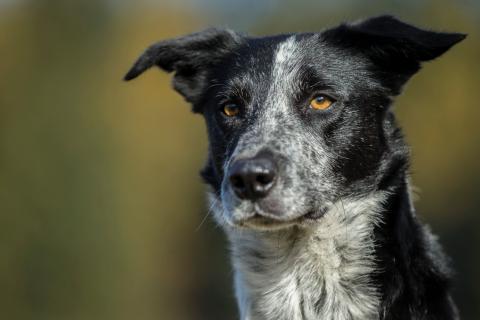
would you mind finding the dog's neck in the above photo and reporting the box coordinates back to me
[372,179,457,320]
[228,192,387,320]
[226,180,456,320]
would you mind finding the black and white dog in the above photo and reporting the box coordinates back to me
[125,15,465,320]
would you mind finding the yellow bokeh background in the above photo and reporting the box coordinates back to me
[0,0,479,319]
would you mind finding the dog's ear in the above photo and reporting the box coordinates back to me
[322,15,466,94]
[124,28,242,105]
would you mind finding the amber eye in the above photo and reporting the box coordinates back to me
[310,95,334,110]
[223,103,240,117]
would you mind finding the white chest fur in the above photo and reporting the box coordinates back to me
[228,193,386,320]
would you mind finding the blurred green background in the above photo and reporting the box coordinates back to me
[0,0,478,319]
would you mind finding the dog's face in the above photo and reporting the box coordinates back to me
[201,35,392,229]
[125,16,464,230]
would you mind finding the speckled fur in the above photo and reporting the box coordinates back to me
[225,193,386,320]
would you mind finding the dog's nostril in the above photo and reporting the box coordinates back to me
[256,172,274,185]
[230,175,245,189]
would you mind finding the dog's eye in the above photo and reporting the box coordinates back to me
[222,103,240,117]
[310,95,334,110]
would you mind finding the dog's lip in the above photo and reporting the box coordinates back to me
[234,209,325,229]
[244,214,290,226]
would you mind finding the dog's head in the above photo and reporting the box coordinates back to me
[125,16,465,230]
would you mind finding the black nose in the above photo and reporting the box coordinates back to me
[228,154,277,201]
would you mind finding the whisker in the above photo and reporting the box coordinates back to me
[195,197,219,232]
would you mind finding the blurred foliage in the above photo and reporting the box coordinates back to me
[0,0,478,319]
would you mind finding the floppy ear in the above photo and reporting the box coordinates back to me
[322,15,466,94]
[124,28,242,106]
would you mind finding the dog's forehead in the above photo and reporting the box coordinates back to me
[223,33,376,96]
[230,35,308,82]
[273,35,302,65]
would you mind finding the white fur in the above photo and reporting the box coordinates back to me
[210,191,387,320]
[265,36,300,126]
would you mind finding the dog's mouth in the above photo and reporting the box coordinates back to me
[233,208,326,230]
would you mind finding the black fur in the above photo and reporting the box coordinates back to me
[125,15,466,319]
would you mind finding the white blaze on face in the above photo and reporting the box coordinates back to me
[263,36,301,126]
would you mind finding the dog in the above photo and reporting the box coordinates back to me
[125,15,465,320]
